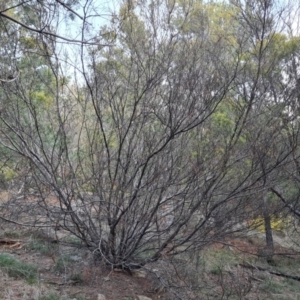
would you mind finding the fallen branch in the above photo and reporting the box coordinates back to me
[0,239,23,249]
[239,262,300,281]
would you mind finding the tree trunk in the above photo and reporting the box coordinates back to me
[263,189,274,263]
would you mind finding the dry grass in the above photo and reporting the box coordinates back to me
[0,269,45,300]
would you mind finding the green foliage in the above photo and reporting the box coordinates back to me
[201,248,238,275]
[210,265,222,275]
[74,296,86,300]
[1,166,17,181]
[54,254,72,272]
[27,239,58,256]
[268,34,300,63]
[70,273,84,283]
[118,1,147,46]
[3,230,20,239]
[212,98,237,131]
[29,91,53,108]
[262,278,282,294]
[63,235,82,245]
[281,278,300,294]
[20,36,38,50]
[0,254,38,283]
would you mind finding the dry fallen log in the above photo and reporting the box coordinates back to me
[239,262,300,281]
[0,239,23,249]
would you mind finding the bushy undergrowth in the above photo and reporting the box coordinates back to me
[28,239,58,256]
[0,253,38,283]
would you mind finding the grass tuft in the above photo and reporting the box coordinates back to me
[54,254,72,272]
[0,254,38,283]
[28,239,58,256]
[39,294,63,300]
[3,230,20,238]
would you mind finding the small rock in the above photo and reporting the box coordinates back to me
[113,268,123,272]
[103,276,110,281]
[70,255,81,261]
[97,294,106,300]
[137,296,152,300]
[132,270,147,278]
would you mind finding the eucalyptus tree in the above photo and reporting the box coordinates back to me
[228,0,300,260]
